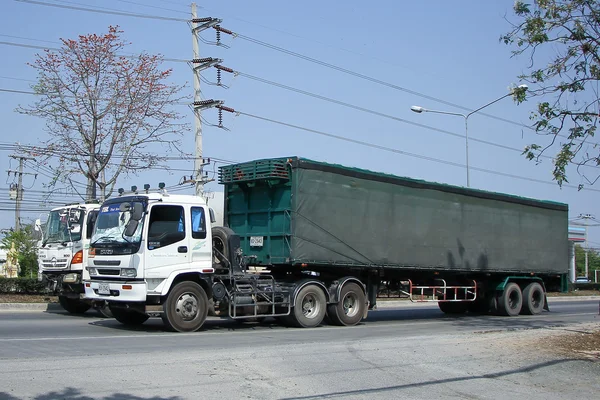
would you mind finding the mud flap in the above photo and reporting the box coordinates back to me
[543,294,550,311]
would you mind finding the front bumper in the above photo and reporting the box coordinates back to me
[41,272,84,294]
[85,280,147,302]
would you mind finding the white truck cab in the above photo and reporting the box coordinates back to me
[85,192,217,329]
[37,202,105,314]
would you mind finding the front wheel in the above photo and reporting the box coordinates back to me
[95,302,113,318]
[110,307,149,326]
[162,281,208,332]
[327,282,366,326]
[58,296,91,314]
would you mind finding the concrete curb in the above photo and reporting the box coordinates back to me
[0,296,598,312]
[0,303,63,312]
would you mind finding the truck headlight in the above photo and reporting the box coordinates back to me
[63,273,80,283]
[120,268,137,278]
[87,267,98,276]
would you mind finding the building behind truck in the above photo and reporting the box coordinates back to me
[37,202,110,316]
[84,157,569,332]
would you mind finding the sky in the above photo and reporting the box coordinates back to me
[0,0,599,246]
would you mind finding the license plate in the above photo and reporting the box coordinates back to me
[250,236,264,247]
[98,283,110,295]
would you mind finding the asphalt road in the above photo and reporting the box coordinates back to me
[0,299,598,399]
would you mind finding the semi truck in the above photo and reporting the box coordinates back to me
[84,157,568,332]
[37,202,111,316]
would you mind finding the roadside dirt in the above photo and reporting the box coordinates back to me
[547,326,600,361]
[0,294,58,303]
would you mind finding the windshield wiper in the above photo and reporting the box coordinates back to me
[91,236,121,246]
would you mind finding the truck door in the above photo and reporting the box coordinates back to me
[144,204,190,278]
[190,206,212,270]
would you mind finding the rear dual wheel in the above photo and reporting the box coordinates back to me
[327,282,366,326]
[282,284,327,328]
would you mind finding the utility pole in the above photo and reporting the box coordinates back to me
[190,4,222,197]
[8,155,36,232]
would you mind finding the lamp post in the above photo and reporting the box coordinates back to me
[410,84,528,188]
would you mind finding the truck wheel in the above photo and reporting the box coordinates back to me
[162,281,208,332]
[438,301,468,314]
[497,282,523,316]
[110,307,149,326]
[96,303,113,318]
[288,284,327,328]
[327,282,365,326]
[58,296,91,314]
[521,282,544,315]
[212,226,236,272]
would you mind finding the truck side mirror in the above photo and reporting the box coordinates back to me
[124,220,139,237]
[131,203,144,221]
[209,208,216,224]
[34,218,41,232]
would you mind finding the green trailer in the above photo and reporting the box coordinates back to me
[219,156,569,320]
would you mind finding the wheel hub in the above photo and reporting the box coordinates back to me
[301,294,320,318]
[176,293,198,320]
[342,293,358,317]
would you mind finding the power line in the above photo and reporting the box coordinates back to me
[232,70,566,164]
[15,0,188,22]
[228,108,600,193]
[0,39,189,64]
[115,0,188,15]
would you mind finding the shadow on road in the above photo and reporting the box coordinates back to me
[278,358,597,400]
[86,304,594,334]
[88,316,287,333]
[0,387,181,400]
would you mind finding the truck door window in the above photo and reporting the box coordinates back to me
[86,210,99,239]
[147,205,185,250]
[191,207,206,239]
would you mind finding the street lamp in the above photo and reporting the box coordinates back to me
[410,84,528,188]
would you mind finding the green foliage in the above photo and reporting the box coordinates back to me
[574,244,600,277]
[0,277,45,294]
[0,225,39,278]
[503,0,600,187]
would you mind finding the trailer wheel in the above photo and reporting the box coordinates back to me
[58,296,91,314]
[497,282,523,316]
[327,282,365,326]
[521,282,544,315]
[162,281,208,332]
[288,284,326,328]
[110,307,149,326]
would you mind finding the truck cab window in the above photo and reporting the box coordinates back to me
[191,207,206,239]
[147,205,185,249]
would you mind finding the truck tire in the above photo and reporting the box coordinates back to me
[162,281,208,332]
[212,226,236,272]
[327,282,365,326]
[110,307,149,326]
[58,296,91,314]
[521,282,544,315]
[287,284,327,328]
[438,301,468,314]
[95,302,113,318]
[497,282,523,316]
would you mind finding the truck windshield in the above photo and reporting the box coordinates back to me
[44,208,83,244]
[91,202,144,246]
